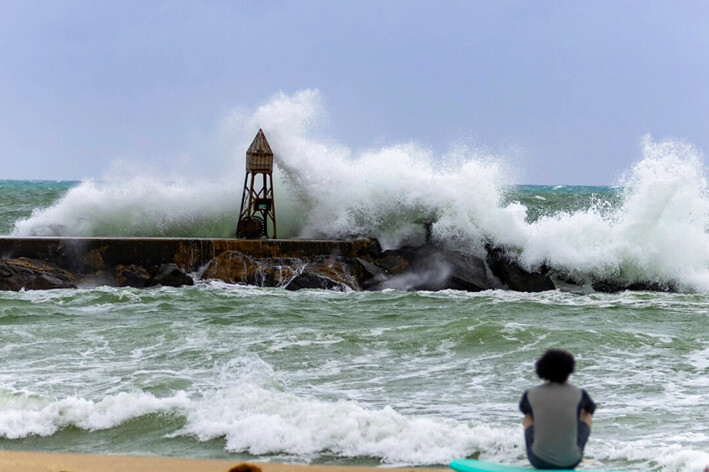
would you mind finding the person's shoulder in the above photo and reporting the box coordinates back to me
[525,383,551,396]
[572,385,594,397]
[579,387,595,401]
[579,387,597,413]
[565,382,587,393]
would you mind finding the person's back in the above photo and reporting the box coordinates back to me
[520,349,596,469]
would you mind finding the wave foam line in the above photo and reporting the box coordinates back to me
[0,390,190,439]
[0,385,520,465]
[177,383,519,465]
[1,384,707,470]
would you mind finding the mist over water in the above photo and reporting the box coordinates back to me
[10,89,709,292]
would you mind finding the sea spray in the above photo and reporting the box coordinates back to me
[12,90,514,250]
[12,177,242,237]
[503,136,709,291]
[237,90,515,248]
[9,90,709,291]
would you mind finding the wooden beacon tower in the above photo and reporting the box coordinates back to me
[235,129,277,239]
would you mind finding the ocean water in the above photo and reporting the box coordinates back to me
[1,92,708,471]
[1,177,708,472]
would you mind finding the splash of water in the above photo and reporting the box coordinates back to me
[504,137,709,291]
[11,176,241,237]
[11,90,709,291]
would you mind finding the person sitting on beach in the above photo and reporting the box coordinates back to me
[519,349,596,470]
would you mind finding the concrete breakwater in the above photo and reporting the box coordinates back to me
[0,237,371,272]
[0,237,374,291]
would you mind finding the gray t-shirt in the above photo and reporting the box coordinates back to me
[519,382,596,467]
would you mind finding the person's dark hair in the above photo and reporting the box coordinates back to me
[535,349,575,383]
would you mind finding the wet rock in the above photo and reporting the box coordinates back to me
[356,239,383,260]
[200,251,296,287]
[486,246,555,292]
[114,264,151,288]
[148,263,194,287]
[76,270,115,288]
[310,258,360,289]
[285,258,359,291]
[627,281,676,292]
[285,272,341,291]
[591,280,623,293]
[202,250,358,289]
[354,257,389,289]
[370,246,490,291]
[375,252,410,274]
[439,251,490,291]
[0,257,76,291]
[592,279,675,293]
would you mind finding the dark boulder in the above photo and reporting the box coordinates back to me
[147,263,194,287]
[285,258,359,291]
[627,281,676,292]
[114,264,151,288]
[486,246,555,292]
[439,251,490,292]
[285,272,342,291]
[592,279,675,293]
[375,252,410,274]
[591,279,624,293]
[368,245,490,292]
[354,257,389,289]
[356,239,383,260]
[0,257,76,291]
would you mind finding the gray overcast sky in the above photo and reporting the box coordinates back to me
[1,0,708,184]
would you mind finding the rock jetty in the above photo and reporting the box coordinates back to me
[0,237,673,293]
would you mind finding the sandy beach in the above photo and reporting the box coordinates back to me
[0,451,446,472]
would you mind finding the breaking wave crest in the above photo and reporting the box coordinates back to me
[502,137,709,291]
[0,385,517,465]
[2,383,707,469]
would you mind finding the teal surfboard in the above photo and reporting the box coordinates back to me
[449,458,647,472]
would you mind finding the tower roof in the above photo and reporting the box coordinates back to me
[246,129,273,157]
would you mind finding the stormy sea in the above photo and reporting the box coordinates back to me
[1,92,708,471]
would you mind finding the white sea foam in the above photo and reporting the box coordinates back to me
[1,331,708,472]
[509,137,709,291]
[176,382,522,465]
[1,381,706,470]
[0,384,521,465]
[591,439,709,472]
[11,90,709,291]
[0,390,190,439]
[11,177,240,237]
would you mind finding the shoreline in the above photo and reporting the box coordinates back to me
[0,451,448,472]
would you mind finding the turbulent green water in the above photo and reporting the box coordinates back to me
[0,180,708,471]
[0,181,78,235]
